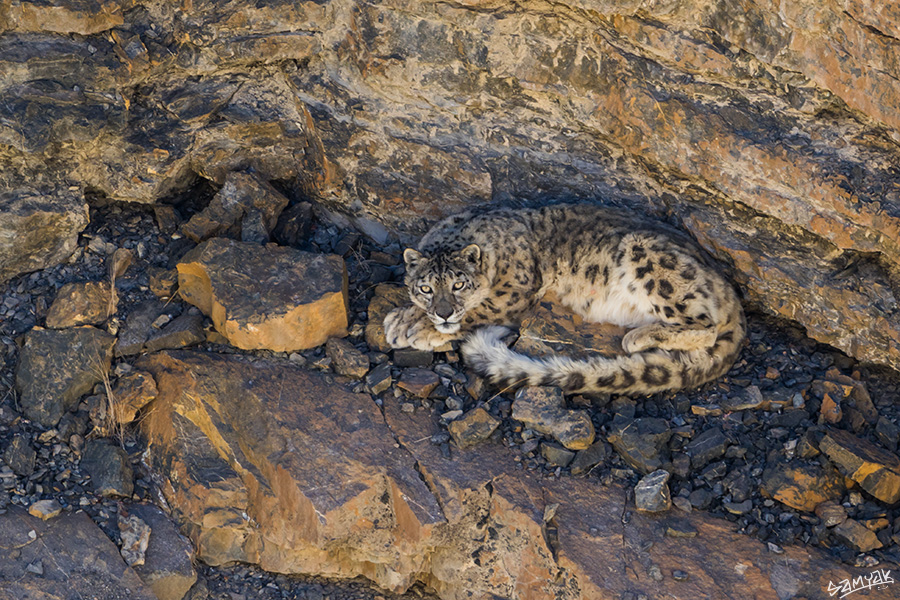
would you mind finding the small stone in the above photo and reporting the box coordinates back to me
[665,520,697,538]
[513,387,595,451]
[819,392,842,424]
[111,371,158,424]
[400,402,416,413]
[685,427,728,469]
[833,518,883,552]
[153,205,181,234]
[875,416,899,452]
[765,367,780,379]
[393,348,434,368]
[634,469,672,513]
[3,435,35,477]
[45,280,114,328]
[325,338,369,379]
[607,415,671,474]
[688,489,712,510]
[366,363,392,395]
[861,517,889,532]
[720,385,764,411]
[672,496,693,512]
[148,267,179,298]
[814,501,847,527]
[723,499,752,515]
[570,441,610,475]
[119,512,152,567]
[28,499,62,520]
[397,368,440,398]
[672,570,689,582]
[540,442,575,467]
[819,429,900,504]
[143,313,206,353]
[672,452,691,479]
[465,373,485,400]
[117,301,165,356]
[690,404,722,417]
[447,408,500,449]
[25,560,44,575]
[81,439,134,498]
[766,542,784,554]
[441,410,464,421]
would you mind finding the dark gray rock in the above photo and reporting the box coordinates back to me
[3,435,35,477]
[117,301,166,356]
[875,416,899,452]
[685,427,729,470]
[540,442,575,468]
[15,326,116,427]
[143,313,205,353]
[570,441,610,475]
[81,439,134,498]
[325,337,369,379]
[393,348,433,368]
[128,504,198,600]
[634,469,672,513]
[607,416,671,474]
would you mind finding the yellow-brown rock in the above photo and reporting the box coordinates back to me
[177,238,348,352]
[111,370,158,424]
[45,280,114,328]
[137,349,898,600]
[759,458,845,512]
[820,429,900,504]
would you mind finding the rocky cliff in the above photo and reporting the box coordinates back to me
[4,0,900,372]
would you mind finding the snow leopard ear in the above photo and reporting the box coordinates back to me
[459,243,481,266]
[403,248,424,269]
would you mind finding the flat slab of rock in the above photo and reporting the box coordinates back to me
[512,386,595,450]
[760,457,845,512]
[45,280,114,328]
[0,506,157,600]
[513,293,626,359]
[820,429,900,504]
[15,326,116,426]
[177,238,348,351]
[0,187,88,283]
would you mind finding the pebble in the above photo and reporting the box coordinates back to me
[28,499,62,520]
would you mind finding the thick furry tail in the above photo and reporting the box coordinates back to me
[461,326,737,395]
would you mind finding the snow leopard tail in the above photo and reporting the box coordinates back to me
[461,325,741,395]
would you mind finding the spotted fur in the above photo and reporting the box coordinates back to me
[384,204,746,395]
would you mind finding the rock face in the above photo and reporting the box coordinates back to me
[177,238,348,351]
[0,188,89,283]
[15,326,116,427]
[2,0,900,369]
[0,506,157,600]
[137,350,895,600]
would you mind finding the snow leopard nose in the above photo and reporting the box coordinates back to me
[434,299,454,320]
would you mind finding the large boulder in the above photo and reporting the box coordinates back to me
[137,350,895,600]
[177,238,348,351]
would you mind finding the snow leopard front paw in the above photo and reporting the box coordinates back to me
[384,305,458,350]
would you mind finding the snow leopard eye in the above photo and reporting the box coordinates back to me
[418,285,433,294]
[452,281,465,291]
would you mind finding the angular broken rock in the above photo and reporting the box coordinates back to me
[814,501,847,528]
[117,301,165,356]
[819,429,900,504]
[177,238,348,352]
[759,457,845,512]
[81,439,134,498]
[28,499,62,520]
[111,370,158,424]
[4,434,35,477]
[118,512,152,567]
[447,408,500,449]
[397,368,440,398]
[833,518,882,553]
[181,171,289,244]
[142,312,206,353]
[128,504,197,600]
[685,427,729,470]
[45,280,114,328]
[635,470,672,513]
[0,506,157,600]
[15,326,116,427]
[512,387,595,451]
[325,337,369,379]
[607,416,671,474]
[0,187,89,283]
